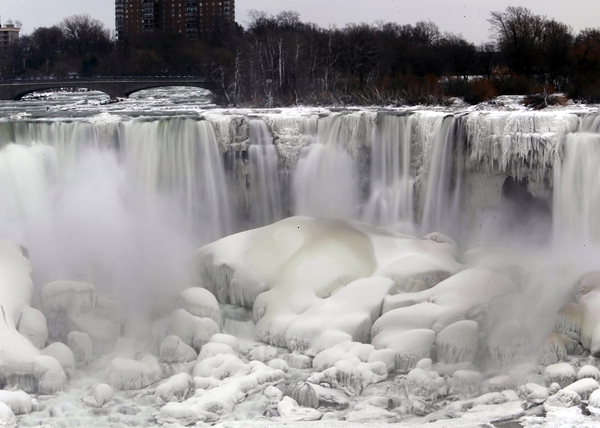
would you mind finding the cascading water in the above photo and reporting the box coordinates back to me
[246,120,283,226]
[363,114,414,228]
[292,114,361,219]
[554,132,600,245]
[421,115,465,236]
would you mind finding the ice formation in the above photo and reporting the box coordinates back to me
[1,102,600,427]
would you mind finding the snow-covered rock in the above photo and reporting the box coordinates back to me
[248,345,278,362]
[68,311,119,356]
[41,342,75,377]
[198,342,236,360]
[192,354,247,379]
[156,373,193,403]
[108,355,162,390]
[449,369,482,397]
[544,389,581,411]
[67,331,92,368]
[285,382,349,410]
[209,333,239,352]
[33,355,67,394]
[17,306,47,349]
[538,333,568,365]
[435,320,479,364]
[0,402,15,428]
[277,396,321,421]
[588,388,600,415]
[307,360,387,396]
[178,287,220,323]
[564,378,600,400]
[577,364,600,381]
[346,403,397,423]
[41,280,96,341]
[0,390,33,415]
[284,353,312,369]
[544,363,576,388]
[0,241,40,388]
[82,384,114,408]
[267,359,288,372]
[159,335,197,363]
[518,383,549,405]
[190,317,220,351]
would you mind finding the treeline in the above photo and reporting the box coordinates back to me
[2,7,600,106]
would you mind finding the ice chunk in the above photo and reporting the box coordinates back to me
[307,360,387,396]
[283,353,312,369]
[284,277,394,352]
[156,373,192,403]
[178,287,220,323]
[41,342,75,377]
[577,364,600,381]
[0,390,33,415]
[248,345,278,362]
[168,309,205,346]
[449,369,482,397]
[159,335,197,363]
[0,241,39,384]
[373,328,435,372]
[41,281,96,340]
[82,384,114,408]
[17,306,47,349]
[191,317,220,351]
[588,388,600,414]
[33,355,66,394]
[518,383,549,405]
[192,354,247,379]
[435,320,479,364]
[377,252,458,293]
[198,342,236,360]
[67,331,92,368]
[405,367,448,401]
[108,355,162,390]
[0,402,15,428]
[544,389,581,411]
[277,396,321,421]
[209,333,239,352]
[346,403,397,423]
[544,363,576,388]
[564,378,600,400]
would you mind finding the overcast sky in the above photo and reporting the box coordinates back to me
[2,0,600,43]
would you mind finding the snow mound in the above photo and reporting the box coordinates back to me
[277,396,322,421]
[67,331,92,368]
[158,360,284,425]
[544,363,576,388]
[564,378,600,400]
[108,355,162,390]
[82,384,114,408]
[0,390,33,415]
[41,342,75,377]
[17,306,47,349]
[178,287,220,323]
[33,355,67,394]
[577,365,600,381]
[0,241,39,388]
[156,373,193,403]
[544,389,581,411]
[435,320,479,364]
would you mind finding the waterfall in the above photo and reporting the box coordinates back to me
[120,118,233,241]
[363,114,414,227]
[292,115,361,219]
[554,132,600,244]
[421,116,465,235]
[247,120,283,227]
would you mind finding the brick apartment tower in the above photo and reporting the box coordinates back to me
[116,0,234,41]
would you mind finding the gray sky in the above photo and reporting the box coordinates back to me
[2,0,600,43]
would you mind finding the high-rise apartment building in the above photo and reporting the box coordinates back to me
[0,21,20,53]
[116,0,235,41]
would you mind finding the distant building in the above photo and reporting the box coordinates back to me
[0,21,20,61]
[116,0,235,41]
